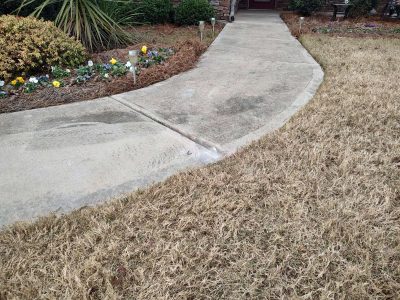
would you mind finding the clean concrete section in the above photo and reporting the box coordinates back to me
[0,11,323,227]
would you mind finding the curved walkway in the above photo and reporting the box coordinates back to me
[0,11,323,227]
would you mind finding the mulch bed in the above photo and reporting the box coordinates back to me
[281,11,400,38]
[0,24,222,114]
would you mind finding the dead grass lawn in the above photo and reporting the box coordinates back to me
[1,35,399,299]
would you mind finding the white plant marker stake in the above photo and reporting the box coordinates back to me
[199,21,205,42]
[129,50,138,84]
[299,17,305,35]
[211,17,216,37]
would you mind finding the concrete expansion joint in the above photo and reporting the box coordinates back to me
[110,96,226,156]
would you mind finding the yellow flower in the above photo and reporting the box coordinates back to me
[11,80,17,86]
[52,80,61,88]
[141,45,147,54]
[16,77,25,84]
[110,58,117,65]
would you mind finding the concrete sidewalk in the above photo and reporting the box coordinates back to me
[0,11,323,227]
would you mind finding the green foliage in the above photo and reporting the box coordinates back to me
[99,0,141,26]
[51,66,70,79]
[139,0,174,24]
[24,77,39,93]
[0,15,86,81]
[175,0,215,25]
[138,48,174,67]
[77,65,94,76]
[0,0,60,19]
[110,62,128,77]
[289,0,323,15]
[24,82,37,93]
[18,0,138,51]
[349,0,372,17]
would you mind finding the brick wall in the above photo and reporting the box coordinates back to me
[174,0,388,21]
[210,0,231,19]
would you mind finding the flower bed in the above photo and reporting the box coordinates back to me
[0,24,222,114]
[0,46,174,99]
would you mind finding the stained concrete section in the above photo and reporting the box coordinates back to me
[0,98,218,227]
[113,11,323,153]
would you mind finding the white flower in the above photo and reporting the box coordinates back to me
[88,60,94,67]
[104,73,109,78]
[129,66,134,73]
[29,77,38,84]
[66,69,71,73]
[125,61,132,68]
[0,80,4,87]
[51,66,55,72]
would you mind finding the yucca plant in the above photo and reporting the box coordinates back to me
[18,0,139,51]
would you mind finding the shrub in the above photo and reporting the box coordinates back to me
[0,15,87,81]
[99,0,141,26]
[349,0,372,17]
[139,0,174,24]
[289,0,323,16]
[175,0,215,25]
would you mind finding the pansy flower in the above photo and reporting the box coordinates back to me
[52,80,61,88]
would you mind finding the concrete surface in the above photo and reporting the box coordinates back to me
[0,99,218,226]
[113,11,323,152]
[0,11,323,227]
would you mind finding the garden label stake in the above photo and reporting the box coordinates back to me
[129,50,138,84]
[299,17,304,35]
[199,21,205,42]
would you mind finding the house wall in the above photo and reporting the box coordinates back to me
[195,0,387,21]
[210,0,231,19]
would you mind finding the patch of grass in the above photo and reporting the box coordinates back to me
[281,11,400,38]
[1,35,400,298]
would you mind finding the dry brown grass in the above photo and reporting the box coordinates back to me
[281,11,400,38]
[1,35,400,299]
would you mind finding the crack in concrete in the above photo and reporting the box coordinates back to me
[110,96,226,155]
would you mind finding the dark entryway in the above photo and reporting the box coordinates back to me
[248,0,275,9]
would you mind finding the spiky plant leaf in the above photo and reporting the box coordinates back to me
[18,0,138,51]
